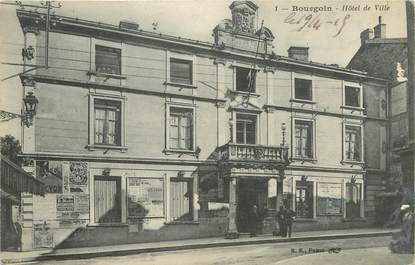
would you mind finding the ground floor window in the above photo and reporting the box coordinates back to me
[127,178,165,219]
[295,180,313,218]
[317,182,342,215]
[346,183,361,219]
[170,178,193,221]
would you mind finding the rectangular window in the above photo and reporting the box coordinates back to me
[236,113,257,144]
[236,67,256,93]
[94,99,121,146]
[317,183,342,215]
[170,58,193,85]
[294,78,312,101]
[295,180,313,218]
[345,86,361,107]
[345,125,362,161]
[346,183,361,219]
[95,45,121,75]
[169,107,193,150]
[295,120,313,158]
[170,178,193,221]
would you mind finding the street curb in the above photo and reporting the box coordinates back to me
[1,231,394,264]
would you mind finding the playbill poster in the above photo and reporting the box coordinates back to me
[0,1,414,265]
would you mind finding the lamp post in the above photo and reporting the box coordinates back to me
[281,122,287,146]
[22,91,38,127]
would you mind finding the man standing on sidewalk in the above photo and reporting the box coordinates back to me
[285,208,296,238]
[276,206,286,237]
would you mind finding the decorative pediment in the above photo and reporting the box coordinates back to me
[212,1,274,54]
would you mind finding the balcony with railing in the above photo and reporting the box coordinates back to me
[217,143,289,164]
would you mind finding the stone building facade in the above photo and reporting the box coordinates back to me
[16,1,388,250]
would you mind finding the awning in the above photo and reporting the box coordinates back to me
[1,155,45,201]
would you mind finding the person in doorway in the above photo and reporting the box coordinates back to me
[13,221,22,251]
[285,207,296,238]
[258,203,268,234]
[250,204,259,237]
[276,205,287,237]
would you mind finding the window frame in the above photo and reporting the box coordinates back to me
[292,118,316,160]
[342,123,364,163]
[316,182,343,216]
[170,58,193,85]
[165,103,197,153]
[342,81,363,110]
[88,93,127,151]
[295,180,314,218]
[345,182,363,219]
[234,66,257,93]
[95,45,122,76]
[232,112,260,145]
[167,52,196,88]
[286,176,316,220]
[291,73,314,103]
[91,39,125,78]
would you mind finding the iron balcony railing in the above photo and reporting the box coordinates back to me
[217,143,289,163]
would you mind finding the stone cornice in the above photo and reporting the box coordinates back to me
[20,74,226,104]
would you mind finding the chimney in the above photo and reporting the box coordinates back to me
[374,16,386,39]
[288,46,309,61]
[360,28,374,44]
[119,20,139,31]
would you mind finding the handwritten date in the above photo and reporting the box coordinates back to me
[284,12,351,37]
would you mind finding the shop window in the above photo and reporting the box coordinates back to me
[345,86,361,107]
[94,99,121,146]
[236,113,257,144]
[346,183,361,219]
[95,45,121,75]
[345,125,362,161]
[317,182,342,215]
[294,120,313,158]
[170,178,193,221]
[170,58,193,85]
[294,78,312,101]
[295,180,313,218]
[236,67,256,93]
[169,107,194,150]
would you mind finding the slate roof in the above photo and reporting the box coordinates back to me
[347,38,408,80]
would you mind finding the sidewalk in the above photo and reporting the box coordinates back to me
[1,228,398,264]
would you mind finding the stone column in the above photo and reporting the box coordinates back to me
[225,177,239,238]
[215,58,227,147]
[276,170,284,211]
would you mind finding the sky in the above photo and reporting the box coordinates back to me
[0,0,408,140]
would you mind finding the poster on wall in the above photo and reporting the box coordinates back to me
[69,162,89,193]
[317,182,343,215]
[56,194,75,211]
[127,178,164,218]
[74,194,89,212]
[36,161,63,193]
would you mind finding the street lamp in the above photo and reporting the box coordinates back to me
[281,122,287,146]
[22,92,38,127]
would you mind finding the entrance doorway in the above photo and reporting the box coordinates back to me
[236,178,268,233]
[94,176,122,223]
